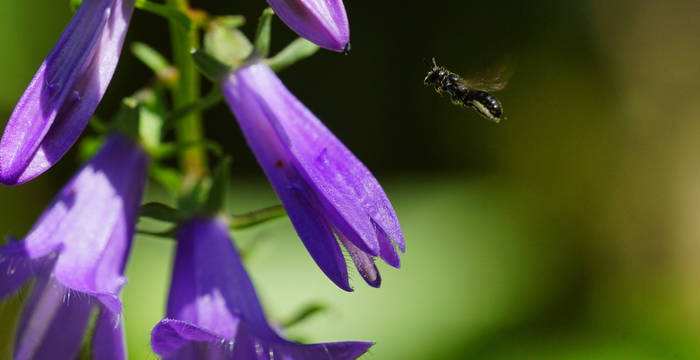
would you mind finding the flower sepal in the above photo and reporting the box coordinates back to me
[191,49,233,82]
[203,17,253,68]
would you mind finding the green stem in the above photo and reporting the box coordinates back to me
[167,0,207,188]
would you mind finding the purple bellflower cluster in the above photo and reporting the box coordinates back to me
[0,0,401,359]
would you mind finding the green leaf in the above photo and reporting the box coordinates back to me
[218,15,246,28]
[136,227,176,238]
[131,42,176,84]
[113,97,141,138]
[135,0,192,31]
[140,202,183,223]
[266,38,320,72]
[177,178,208,215]
[253,8,274,58]
[152,140,223,159]
[230,205,287,229]
[280,303,327,329]
[163,89,222,131]
[70,0,83,12]
[204,18,253,67]
[87,115,109,134]
[149,166,182,197]
[78,136,103,163]
[139,102,165,151]
[191,49,232,81]
[204,157,232,214]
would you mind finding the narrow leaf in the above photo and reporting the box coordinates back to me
[280,303,327,329]
[135,0,192,31]
[152,140,223,159]
[131,42,176,84]
[267,38,320,72]
[230,205,287,229]
[204,157,232,213]
[150,166,182,197]
[140,202,183,223]
[191,49,232,81]
[253,8,274,58]
[163,89,222,131]
[218,15,246,28]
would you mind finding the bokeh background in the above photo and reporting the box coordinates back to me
[3,0,700,358]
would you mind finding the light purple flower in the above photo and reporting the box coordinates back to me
[266,0,350,52]
[0,134,149,359]
[0,0,135,185]
[221,62,404,291]
[151,217,373,359]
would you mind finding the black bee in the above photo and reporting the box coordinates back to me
[424,58,511,123]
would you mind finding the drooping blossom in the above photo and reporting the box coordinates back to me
[0,133,149,359]
[151,217,373,359]
[266,0,350,52]
[0,0,135,185]
[221,62,404,291]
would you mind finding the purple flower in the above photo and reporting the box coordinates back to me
[0,134,149,359]
[221,62,404,291]
[266,0,350,52]
[151,217,373,359]
[0,0,135,185]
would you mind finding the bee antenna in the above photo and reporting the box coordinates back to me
[431,57,438,67]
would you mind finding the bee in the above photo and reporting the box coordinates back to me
[424,58,511,123]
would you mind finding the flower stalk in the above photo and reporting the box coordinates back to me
[167,0,207,187]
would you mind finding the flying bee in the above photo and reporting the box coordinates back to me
[424,57,511,123]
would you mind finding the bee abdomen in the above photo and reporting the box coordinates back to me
[464,90,502,122]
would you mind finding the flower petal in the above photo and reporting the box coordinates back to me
[0,0,134,185]
[0,244,36,297]
[267,0,350,52]
[339,233,381,288]
[151,319,236,358]
[92,307,127,360]
[225,62,404,258]
[153,217,372,358]
[167,219,242,338]
[14,276,93,360]
[4,134,148,313]
[222,72,351,290]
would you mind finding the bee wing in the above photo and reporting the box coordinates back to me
[461,57,514,92]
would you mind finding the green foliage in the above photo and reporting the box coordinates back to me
[253,8,274,58]
[267,38,320,72]
[204,17,253,67]
[134,0,192,31]
[191,49,232,81]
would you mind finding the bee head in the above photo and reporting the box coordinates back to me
[423,57,442,85]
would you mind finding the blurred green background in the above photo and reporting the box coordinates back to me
[3,0,700,358]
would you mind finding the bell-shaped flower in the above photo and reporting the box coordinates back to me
[151,217,373,359]
[0,133,149,359]
[221,62,404,291]
[0,0,135,185]
[266,0,350,52]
